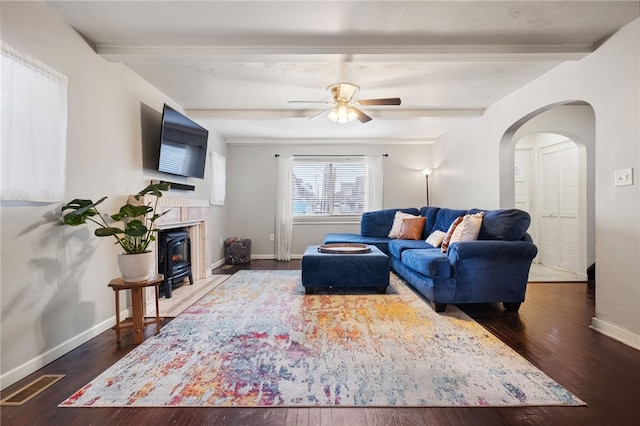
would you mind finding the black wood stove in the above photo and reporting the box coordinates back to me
[157,228,193,298]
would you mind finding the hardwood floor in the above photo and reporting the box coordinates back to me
[2,259,639,425]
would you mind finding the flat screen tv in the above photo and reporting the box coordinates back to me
[157,104,208,179]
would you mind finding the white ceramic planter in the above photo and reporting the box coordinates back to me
[117,251,155,283]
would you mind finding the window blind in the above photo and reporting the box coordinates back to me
[291,157,367,216]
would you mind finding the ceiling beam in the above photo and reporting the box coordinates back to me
[97,43,593,62]
[187,108,485,119]
[223,138,436,145]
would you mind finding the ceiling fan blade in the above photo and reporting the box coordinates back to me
[351,107,372,123]
[357,98,401,106]
[307,107,332,121]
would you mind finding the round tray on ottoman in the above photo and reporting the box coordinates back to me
[317,243,371,254]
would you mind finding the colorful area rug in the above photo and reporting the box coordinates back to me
[157,274,230,317]
[60,270,585,407]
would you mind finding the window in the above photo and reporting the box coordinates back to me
[291,157,368,217]
[1,42,68,202]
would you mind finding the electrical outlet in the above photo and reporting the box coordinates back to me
[615,168,634,186]
[269,234,275,241]
[220,236,224,245]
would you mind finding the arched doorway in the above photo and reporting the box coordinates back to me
[499,102,595,281]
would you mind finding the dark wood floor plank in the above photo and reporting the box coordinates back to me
[283,408,298,426]
[2,259,639,425]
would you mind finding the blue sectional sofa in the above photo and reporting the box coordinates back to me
[323,206,538,312]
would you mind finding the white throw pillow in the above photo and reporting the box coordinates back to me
[449,212,484,244]
[425,230,447,247]
[388,211,418,238]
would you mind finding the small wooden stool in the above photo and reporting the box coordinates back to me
[108,274,164,345]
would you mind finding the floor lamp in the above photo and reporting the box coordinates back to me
[422,169,432,206]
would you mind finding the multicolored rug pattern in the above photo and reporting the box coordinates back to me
[60,270,584,407]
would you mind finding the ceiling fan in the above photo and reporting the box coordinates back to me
[288,82,401,123]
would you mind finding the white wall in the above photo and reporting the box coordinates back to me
[434,19,640,349]
[0,2,227,389]
[226,143,433,257]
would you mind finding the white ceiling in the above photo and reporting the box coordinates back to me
[45,1,639,144]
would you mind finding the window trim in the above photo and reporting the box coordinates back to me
[292,215,361,225]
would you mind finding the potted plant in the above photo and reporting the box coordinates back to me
[61,182,171,282]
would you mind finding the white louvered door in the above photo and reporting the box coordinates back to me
[539,142,578,272]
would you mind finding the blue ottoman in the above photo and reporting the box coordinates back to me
[301,245,390,294]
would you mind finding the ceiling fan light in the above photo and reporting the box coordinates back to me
[327,104,356,123]
[327,107,339,122]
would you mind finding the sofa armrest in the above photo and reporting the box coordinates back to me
[446,240,538,303]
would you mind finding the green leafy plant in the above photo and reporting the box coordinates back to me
[61,182,171,254]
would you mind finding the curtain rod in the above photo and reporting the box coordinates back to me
[274,154,388,158]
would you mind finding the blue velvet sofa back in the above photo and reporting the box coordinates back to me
[360,208,419,237]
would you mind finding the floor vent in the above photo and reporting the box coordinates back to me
[220,265,233,270]
[0,374,65,406]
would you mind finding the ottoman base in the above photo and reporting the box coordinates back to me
[303,286,388,295]
[301,245,390,294]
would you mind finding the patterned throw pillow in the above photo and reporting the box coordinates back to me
[398,216,427,240]
[441,216,464,253]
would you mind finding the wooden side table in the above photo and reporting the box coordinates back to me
[108,274,164,345]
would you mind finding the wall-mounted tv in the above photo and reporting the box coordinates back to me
[157,104,208,179]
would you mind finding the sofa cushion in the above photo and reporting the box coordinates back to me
[432,208,468,233]
[477,209,531,241]
[360,208,419,238]
[418,206,440,239]
[401,249,451,278]
[388,239,431,259]
[398,216,426,240]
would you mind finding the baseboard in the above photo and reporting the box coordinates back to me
[216,254,304,263]
[250,254,304,260]
[590,317,640,350]
[251,254,275,260]
[0,315,123,391]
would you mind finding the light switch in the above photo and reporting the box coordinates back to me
[614,168,634,186]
